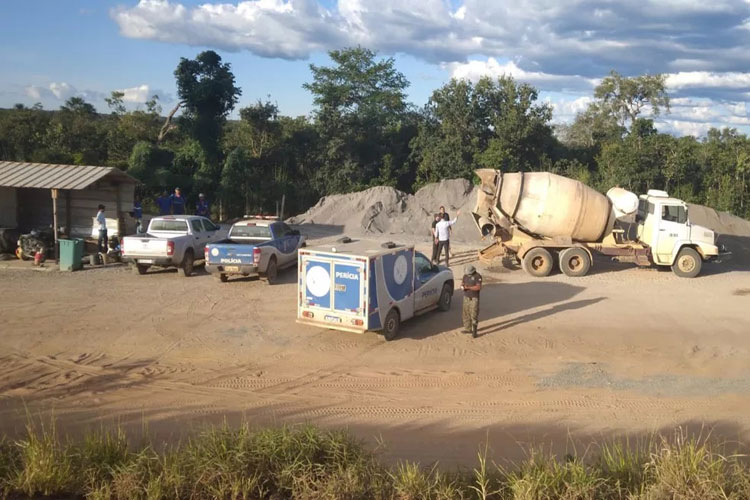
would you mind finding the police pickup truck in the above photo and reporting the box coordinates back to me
[122,215,224,276]
[205,217,306,284]
[297,239,454,340]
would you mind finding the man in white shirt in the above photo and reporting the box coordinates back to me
[435,209,460,267]
[96,204,107,253]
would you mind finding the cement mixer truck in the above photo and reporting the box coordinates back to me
[471,169,723,278]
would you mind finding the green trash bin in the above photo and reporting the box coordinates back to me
[59,238,84,271]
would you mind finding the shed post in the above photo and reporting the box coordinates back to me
[51,188,59,260]
[115,182,122,238]
[64,190,71,237]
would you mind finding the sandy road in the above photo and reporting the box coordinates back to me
[1,244,749,465]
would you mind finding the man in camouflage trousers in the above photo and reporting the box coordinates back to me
[461,264,482,338]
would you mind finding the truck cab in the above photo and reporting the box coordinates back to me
[636,190,720,277]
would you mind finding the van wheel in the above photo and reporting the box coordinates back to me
[559,247,591,277]
[383,309,400,341]
[265,257,278,284]
[522,248,553,277]
[134,264,149,275]
[181,250,194,277]
[672,247,702,278]
[438,283,453,312]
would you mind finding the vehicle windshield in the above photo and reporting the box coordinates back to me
[150,220,188,232]
[230,224,272,239]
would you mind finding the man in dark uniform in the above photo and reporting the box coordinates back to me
[196,193,210,217]
[461,264,482,338]
[156,190,171,215]
[170,187,186,215]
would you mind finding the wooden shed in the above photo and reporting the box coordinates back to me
[0,162,138,244]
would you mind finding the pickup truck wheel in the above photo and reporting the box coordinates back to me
[217,273,228,282]
[134,264,149,275]
[383,309,400,341]
[437,283,453,312]
[265,257,278,284]
[672,247,702,278]
[559,247,591,277]
[181,250,194,277]
[522,248,553,277]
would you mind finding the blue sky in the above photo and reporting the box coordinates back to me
[2,0,750,136]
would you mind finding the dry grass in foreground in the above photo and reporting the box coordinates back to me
[0,419,748,499]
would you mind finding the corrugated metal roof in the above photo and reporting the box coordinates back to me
[0,162,137,190]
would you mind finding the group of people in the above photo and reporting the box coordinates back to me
[428,206,482,338]
[155,188,210,217]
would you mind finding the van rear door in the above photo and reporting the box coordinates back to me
[299,252,367,331]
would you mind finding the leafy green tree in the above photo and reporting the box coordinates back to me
[304,47,414,193]
[594,71,670,127]
[45,97,107,164]
[0,104,51,161]
[475,76,555,172]
[174,50,241,198]
[412,76,555,186]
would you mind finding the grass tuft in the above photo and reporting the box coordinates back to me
[0,420,746,499]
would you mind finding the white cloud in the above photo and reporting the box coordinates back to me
[666,71,750,90]
[119,84,151,103]
[446,58,598,91]
[49,82,75,100]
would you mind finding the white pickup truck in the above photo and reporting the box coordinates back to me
[122,216,225,276]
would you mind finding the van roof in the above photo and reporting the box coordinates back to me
[303,239,413,258]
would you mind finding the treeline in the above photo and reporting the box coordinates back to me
[1,48,748,220]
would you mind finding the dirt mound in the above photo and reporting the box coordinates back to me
[688,204,750,266]
[288,179,484,244]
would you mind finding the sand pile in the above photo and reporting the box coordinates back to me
[688,204,750,266]
[288,179,484,244]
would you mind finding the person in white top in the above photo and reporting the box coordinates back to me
[434,209,460,267]
[96,204,107,253]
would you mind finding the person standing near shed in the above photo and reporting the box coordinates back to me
[170,187,186,215]
[461,264,482,338]
[156,191,171,215]
[96,204,108,254]
[434,209,460,267]
[132,197,143,233]
[195,193,210,218]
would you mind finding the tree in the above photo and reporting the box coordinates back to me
[105,91,126,115]
[594,71,670,127]
[304,47,414,193]
[412,76,555,186]
[174,50,241,198]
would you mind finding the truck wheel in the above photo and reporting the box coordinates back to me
[438,283,453,312]
[672,247,702,278]
[559,247,591,277]
[134,264,149,275]
[181,250,194,277]
[522,248,553,277]
[217,273,228,282]
[383,309,400,341]
[265,257,278,284]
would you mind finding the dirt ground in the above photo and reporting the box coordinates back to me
[1,233,749,466]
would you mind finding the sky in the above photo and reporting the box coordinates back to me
[1,0,750,137]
